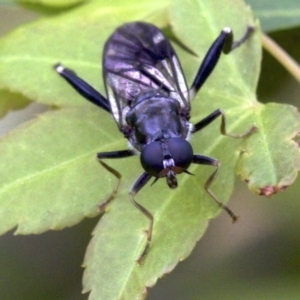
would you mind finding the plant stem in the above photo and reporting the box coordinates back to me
[262,33,300,84]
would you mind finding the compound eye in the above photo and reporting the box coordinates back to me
[168,138,193,170]
[140,141,164,176]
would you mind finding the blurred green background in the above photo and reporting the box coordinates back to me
[0,3,300,300]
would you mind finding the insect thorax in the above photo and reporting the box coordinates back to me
[125,93,191,151]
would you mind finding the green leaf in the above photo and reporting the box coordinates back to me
[17,0,86,8]
[0,107,120,234]
[15,0,87,14]
[0,0,169,106]
[0,0,299,299]
[237,103,300,195]
[246,0,300,32]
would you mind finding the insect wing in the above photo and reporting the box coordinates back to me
[102,22,190,128]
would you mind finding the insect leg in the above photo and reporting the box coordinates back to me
[192,154,238,222]
[97,150,136,211]
[189,26,254,97]
[54,63,110,113]
[193,109,257,137]
[129,172,153,264]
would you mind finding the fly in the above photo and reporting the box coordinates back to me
[54,22,256,264]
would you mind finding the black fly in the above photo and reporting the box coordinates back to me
[55,22,256,264]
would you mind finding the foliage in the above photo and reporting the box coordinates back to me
[0,0,300,299]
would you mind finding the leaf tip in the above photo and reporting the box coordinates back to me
[258,185,288,197]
